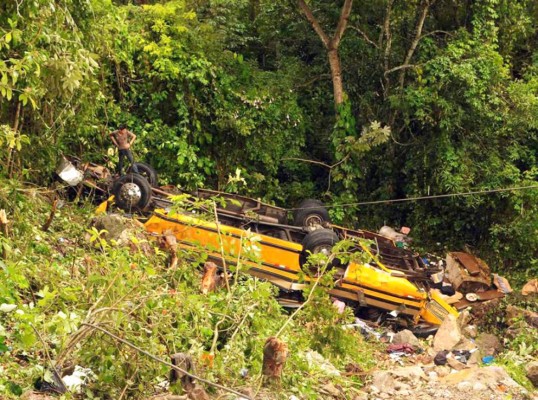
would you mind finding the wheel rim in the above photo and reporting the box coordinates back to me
[119,182,142,206]
[312,244,332,256]
[304,213,324,227]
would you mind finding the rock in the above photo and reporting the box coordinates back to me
[475,333,502,356]
[372,371,395,393]
[454,337,478,352]
[433,314,462,352]
[434,350,448,366]
[92,214,151,253]
[457,381,472,391]
[457,309,472,328]
[435,365,450,378]
[463,324,478,338]
[392,329,421,347]
[472,381,487,391]
[92,214,134,240]
[394,381,411,391]
[304,351,340,376]
[521,279,538,296]
[321,383,341,396]
[391,366,427,384]
[526,361,538,387]
[467,350,481,366]
[428,371,439,381]
[446,354,469,371]
[441,366,520,390]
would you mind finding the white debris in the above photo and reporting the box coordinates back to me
[62,366,96,393]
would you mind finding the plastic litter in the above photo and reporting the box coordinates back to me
[386,343,415,354]
[62,366,96,393]
[482,355,494,365]
[343,318,381,340]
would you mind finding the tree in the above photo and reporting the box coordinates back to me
[297,0,353,108]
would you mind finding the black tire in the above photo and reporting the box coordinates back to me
[299,228,340,268]
[112,173,152,212]
[128,162,158,187]
[410,324,439,338]
[293,199,331,227]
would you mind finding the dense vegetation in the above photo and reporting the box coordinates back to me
[0,1,537,397]
[0,182,380,397]
[1,0,538,278]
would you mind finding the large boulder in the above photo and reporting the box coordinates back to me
[441,366,520,390]
[475,333,502,356]
[433,314,462,352]
[92,213,135,240]
[392,329,421,348]
[370,366,426,395]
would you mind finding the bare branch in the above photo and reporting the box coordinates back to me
[420,29,453,39]
[384,63,419,76]
[332,0,354,48]
[349,25,379,48]
[281,156,349,170]
[297,0,330,48]
[382,0,395,73]
[398,0,433,88]
[382,0,395,99]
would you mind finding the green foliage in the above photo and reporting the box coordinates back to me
[0,180,378,398]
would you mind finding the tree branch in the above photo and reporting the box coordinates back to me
[349,26,379,48]
[332,0,353,48]
[82,323,251,399]
[398,0,433,88]
[297,0,330,48]
[419,29,453,39]
[382,0,395,99]
[384,63,419,76]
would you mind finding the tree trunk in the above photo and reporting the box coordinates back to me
[0,209,9,259]
[297,0,353,110]
[328,48,344,106]
[201,262,219,294]
[262,336,288,384]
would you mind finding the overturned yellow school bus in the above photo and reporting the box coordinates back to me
[141,208,458,331]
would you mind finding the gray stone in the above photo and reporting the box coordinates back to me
[463,324,478,338]
[321,383,340,397]
[447,354,469,371]
[92,213,132,240]
[475,333,502,356]
[457,309,472,328]
[526,361,538,387]
[393,329,421,347]
[467,350,481,366]
[433,314,462,351]
[454,337,478,352]
[391,366,427,383]
[371,371,395,394]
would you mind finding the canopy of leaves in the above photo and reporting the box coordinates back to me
[0,0,537,285]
